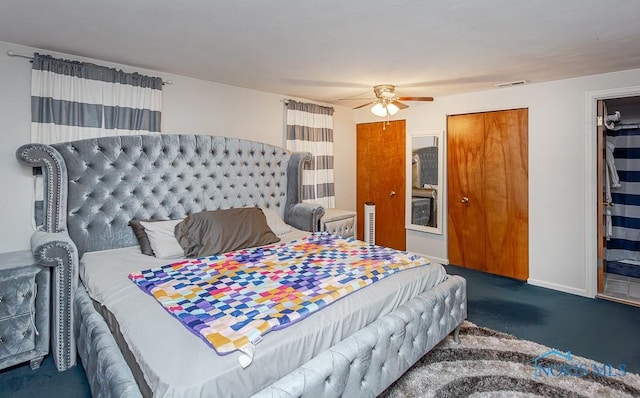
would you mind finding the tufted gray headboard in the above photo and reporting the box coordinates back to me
[16,134,324,373]
[18,134,324,256]
[413,146,438,187]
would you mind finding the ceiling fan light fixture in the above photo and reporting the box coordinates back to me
[371,102,388,117]
[387,102,399,116]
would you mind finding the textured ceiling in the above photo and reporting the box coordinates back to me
[2,0,640,105]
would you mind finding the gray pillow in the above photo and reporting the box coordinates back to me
[129,220,155,256]
[175,208,280,258]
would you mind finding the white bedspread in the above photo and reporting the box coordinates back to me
[80,230,447,397]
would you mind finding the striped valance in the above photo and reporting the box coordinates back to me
[31,53,162,144]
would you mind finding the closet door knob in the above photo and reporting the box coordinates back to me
[389,191,396,197]
[461,197,469,204]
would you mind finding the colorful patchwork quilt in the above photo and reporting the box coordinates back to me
[128,232,430,358]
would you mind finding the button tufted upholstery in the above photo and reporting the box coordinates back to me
[320,209,356,238]
[413,146,438,186]
[0,276,38,359]
[48,135,298,255]
[0,254,50,372]
[18,135,322,257]
[15,134,466,397]
[75,284,142,398]
[253,275,467,398]
[16,134,323,375]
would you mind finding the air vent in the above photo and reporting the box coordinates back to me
[494,80,528,88]
[364,202,375,245]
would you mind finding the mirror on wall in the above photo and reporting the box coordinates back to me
[406,132,443,234]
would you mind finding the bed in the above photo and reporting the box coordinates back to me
[16,134,466,397]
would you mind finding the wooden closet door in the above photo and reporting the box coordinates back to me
[447,109,529,280]
[356,120,406,250]
[447,113,486,269]
[484,109,528,280]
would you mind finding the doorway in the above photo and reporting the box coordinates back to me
[597,95,640,306]
[356,120,406,250]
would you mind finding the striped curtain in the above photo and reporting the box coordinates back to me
[31,53,162,144]
[607,128,640,268]
[30,53,162,226]
[285,100,335,208]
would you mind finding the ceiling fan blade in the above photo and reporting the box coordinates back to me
[393,101,409,109]
[353,102,373,110]
[397,96,434,101]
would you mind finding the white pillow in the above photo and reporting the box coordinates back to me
[139,219,185,259]
[261,208,292,236]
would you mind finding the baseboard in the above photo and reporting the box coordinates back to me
[426,256,448,265]
[527,278,590,298]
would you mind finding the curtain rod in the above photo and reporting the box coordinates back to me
[6,50,32,60]
[6,50,173,85]
[283,98,336,110]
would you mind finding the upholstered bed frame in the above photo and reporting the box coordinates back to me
[16,134,466,397]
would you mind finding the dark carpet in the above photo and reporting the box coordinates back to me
[444,264,640,375]
[0,354,90,397]
[0,264,638,397]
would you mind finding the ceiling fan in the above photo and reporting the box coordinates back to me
[344,84,434,117]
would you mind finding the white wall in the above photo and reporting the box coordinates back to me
[8,38,640,297]
[0,41,356,253]
[356,68,640,296]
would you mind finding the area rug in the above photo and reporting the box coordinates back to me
[380,321,640,398]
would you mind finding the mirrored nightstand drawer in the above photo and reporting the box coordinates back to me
[0,274,37,319]
[0,313,37,357]
[0,250,49,370]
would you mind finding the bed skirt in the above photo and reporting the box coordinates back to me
[74,275,466,397]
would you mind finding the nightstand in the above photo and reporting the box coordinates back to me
[0,250,49,370]
[320,209,356,238]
